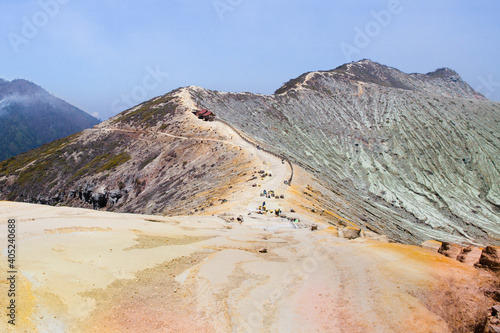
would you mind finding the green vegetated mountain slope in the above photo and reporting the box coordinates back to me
[189,60,500,246]
[0,90,257,216]
[0,60,499,246]
[0,79,100,161]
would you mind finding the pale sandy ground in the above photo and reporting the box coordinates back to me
[0,201,496,332]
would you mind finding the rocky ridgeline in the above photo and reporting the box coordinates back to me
[421,239,500,270]
[187,59,500,246]
[19,184,125,209]
[321,59,486,100]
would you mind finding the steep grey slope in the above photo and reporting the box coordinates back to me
[188,60,500,246]
[0,79,100,160]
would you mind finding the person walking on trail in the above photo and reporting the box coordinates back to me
[263,201,266,207]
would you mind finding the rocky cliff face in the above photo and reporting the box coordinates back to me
[0,60,498,247]
[188,60,500,246]
[0,79,100,160]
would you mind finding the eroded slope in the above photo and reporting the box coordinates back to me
[188,60,500,245]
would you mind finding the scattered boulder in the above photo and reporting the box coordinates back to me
[438,242,462,260]
[424,241,482,267]
[485,305,500,332]
[80,184,95,204]
[91,192,108,210]
[480,246,500,269]
[361,230,389,243]
[67,184,127,209]
[310,224,318,231]
[421,240,442,252]
[108,189,123,205]
[341,227,361,240]
[258,248,267,253]
[456,246,482,266]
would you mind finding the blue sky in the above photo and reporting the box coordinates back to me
[1,0,499,119]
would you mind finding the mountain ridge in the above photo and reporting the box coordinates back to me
[0,60,499,247]
[276,59,486,100]
[1,64,498,330]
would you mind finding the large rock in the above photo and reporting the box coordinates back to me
[108,189,123,205]
[341,227,361,240]
[361,230,389,242]
[438,242,462,260]
[492,305,500,317]
[480,246,500,269]
[456,246,482,266]
[91,192,108,209]
[421,240,442,252]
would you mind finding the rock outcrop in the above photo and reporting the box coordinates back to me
[421,240,443,252]
[457,246,483,266]
[340,226,361,239]
[438,242,463,260]
[480,246,500,269]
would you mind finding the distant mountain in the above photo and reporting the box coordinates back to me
[0,79,100,161]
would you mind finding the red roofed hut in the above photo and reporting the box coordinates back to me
[195,109,208,117]
[195,109,215,121]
